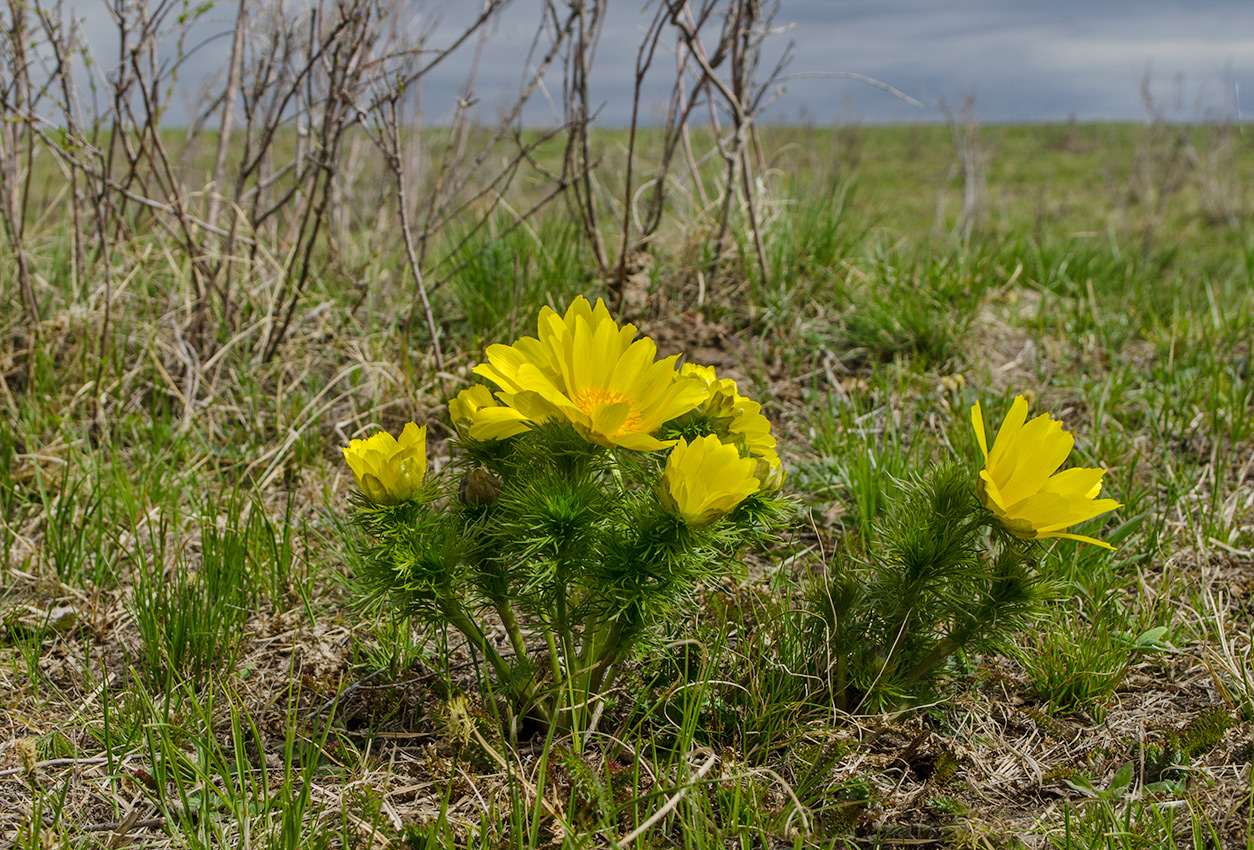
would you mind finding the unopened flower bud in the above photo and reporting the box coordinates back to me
[459,468,501,507]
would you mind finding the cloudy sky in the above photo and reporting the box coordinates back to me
[417,0,1253,125]
[778,0,1252,124]
[67,0,1254,126]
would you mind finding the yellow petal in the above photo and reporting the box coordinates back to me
[996,415,1074,506]
[987,395,1029,472]
[971,395,1119,548]
[1039,531,1117,550]
[468,406,535,440]
[971,401,988,459]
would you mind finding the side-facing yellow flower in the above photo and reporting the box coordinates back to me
[449,385,529,440]
[681,363,782,487]
[343,422,427,505]
[972,396,1121,548]
[660,435,761,527]
[472,296,706,450]
[681,363,740,421]
[754,448,786,491]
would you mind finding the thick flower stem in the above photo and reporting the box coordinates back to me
[585,617,629,697]
[898,637,959,691]
[440,599,550,723]
[496,601,530,668]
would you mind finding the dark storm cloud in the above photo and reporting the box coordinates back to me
[55,0,1254,125]
[777,0,1254,122]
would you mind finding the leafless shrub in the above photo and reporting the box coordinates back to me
[0,0,811,371]
[610,0,793,317]
[0,0,47,335]
[1183,119,1246,229]
[938,90,985,243]
[1125,71,1194,251]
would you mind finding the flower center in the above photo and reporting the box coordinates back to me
[575,386,643,435]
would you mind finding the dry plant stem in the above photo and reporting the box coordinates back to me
[644,0,785,289]
[205,0,248,330]
[441,0,491,217]
[207,0,248,233]
[261,0,374,363]
[738,142,769,284]
[637,2,716,246]
[614,2,670,301]
[387,101,447,388]
[562,0,610,276]
[43,12,87,291]
[940,91,983,242]
[0,0,40,331]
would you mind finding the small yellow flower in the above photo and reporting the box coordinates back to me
[754,449,786,491]
[472,296,706,450]
[972,396,1121,548]
[681,363,740,421]
[449,385,529,440]
[660,435,761,527]
[681,363,782,487]
[343,422,427,504]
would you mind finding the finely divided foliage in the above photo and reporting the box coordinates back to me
[1,10,1252,842]
[344,298,791,740]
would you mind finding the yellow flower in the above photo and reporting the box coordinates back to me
[472,296,706,450]
[343,422,427,504]
[681,363,740,421]
[449,385,529,440]
[972,396,1121,549]
[754,449,786,491]
[660,435,761,527]
[681,363,782,486]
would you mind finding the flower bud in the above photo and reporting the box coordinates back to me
[661,435,760,527]
[459,467,501,507]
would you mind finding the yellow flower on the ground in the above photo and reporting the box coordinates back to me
[681,362,782,487]
[681,363,740,421]
[754,449,786,491]
[472,296,706,450]
[972,396,1121,548]
[449,385,529,440]
[660,435,761,527]
[343,422,427,504]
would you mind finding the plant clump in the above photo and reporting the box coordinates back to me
[342,296,790,740]
[803,395,1123,713]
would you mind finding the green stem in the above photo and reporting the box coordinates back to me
[586,617,628,697]
[496,600,530,668]
[555,580,572,674]
[834,626,848,714]
[899,636,959,690]
[439,599,508,680]
[539,616,565,697]
[440,598,549,722]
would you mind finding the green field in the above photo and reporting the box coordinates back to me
[2,120,1253,848]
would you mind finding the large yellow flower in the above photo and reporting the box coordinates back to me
[471,296,706,451]
[661,435,761,527]
[972,396,1121,548]
[343,422,427,504]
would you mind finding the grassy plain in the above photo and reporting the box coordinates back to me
[2,121,1254,848]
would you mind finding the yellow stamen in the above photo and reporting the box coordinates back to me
[576,387,642,435]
